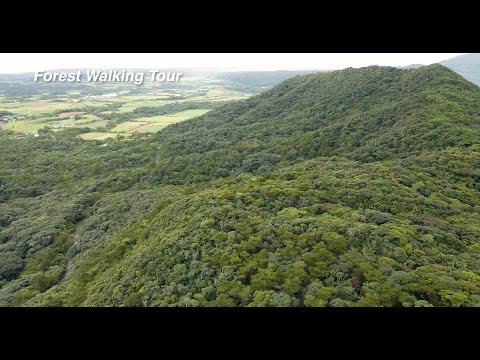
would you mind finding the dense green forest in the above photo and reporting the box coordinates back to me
[1,64,480,306]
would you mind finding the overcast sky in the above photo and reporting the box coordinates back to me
[0,53,464,73]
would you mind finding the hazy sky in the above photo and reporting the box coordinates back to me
[0,53,464,73]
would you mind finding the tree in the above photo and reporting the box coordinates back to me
[250,268,276,291]
[270,292,293,307]
[439,290,468,307]
[37,126,53,136]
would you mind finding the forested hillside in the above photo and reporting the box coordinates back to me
[1,64,480,307]
[152,65,480,182]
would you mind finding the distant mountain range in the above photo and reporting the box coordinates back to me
[3,55,480,88]
[399,54,480,86]
[214,70,316,88]
[440,54,480,86]
[397,64,424,69]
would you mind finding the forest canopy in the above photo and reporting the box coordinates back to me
[1,64,480,307]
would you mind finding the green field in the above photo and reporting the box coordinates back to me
[187,88,251,102]
[79,120,108,129]
[27,116,65,124]
[112,109,211,134]
[79,132,119,140]
[132,123,167,133]
[135,109,210,123]
[73,114,102,124]
[116,100,170,113]
[5,121,45,134]
[1,101,75,116]
[111,122,146,133]
[5,116,108,133]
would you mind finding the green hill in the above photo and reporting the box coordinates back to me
[151,64,480,183]
[1,64,480,307]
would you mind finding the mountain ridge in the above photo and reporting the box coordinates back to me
[441,53,480,86]
[149,64,480,184]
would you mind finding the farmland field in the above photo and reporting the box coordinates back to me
[133,109,210,124]
[115,99,170,113]
[112,109,210,134]
[0,71,280,141]
[78,132,120,140]
[111,121,148,133]
[5,121,46,134]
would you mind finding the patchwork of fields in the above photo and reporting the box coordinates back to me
[0,75,252,140]
[111,109,211,134]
